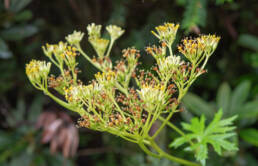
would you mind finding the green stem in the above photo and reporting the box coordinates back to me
[48,56,59,68]
[142,108,154,136]
[120,135,138,143]
[138,142,160,158]
[107,128,138,143]
[125,66,136,89]
[115,82,129,97]
[201,56,209,70]
[150,140,200,166]
[158,116,185,136]
[76,45,104,72]
[144,104,161,137]
[109,93,126,119]
[106,39,114,57]
[158,116,194,146]
[152,111,174,139]
[77,44,130,97]
[71,66,77,84]
[168,45,173,56]
[43,89,84,116]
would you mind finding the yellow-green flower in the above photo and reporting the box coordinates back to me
[197,35,220,56]
[178,35,220,63]
[157,55,184,81]
[66,30,84,45]
[151,23,179,46]
[95,71,116,87]
[89,38,109,58]
[42,43,54,57]
[106,25,124,41]
[26,60,51,84]
[87,23,102,39]
[138,84,166,111]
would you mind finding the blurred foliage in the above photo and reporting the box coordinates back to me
[0,0,257,165]
[0,95,75,166]
[183,81,258,120]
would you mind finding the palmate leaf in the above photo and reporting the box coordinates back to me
[169,109,238,166]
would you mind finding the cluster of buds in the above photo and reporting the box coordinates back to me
[26,22,220,150]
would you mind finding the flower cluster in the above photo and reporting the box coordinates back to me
[91,38,109,58]
[86,23,125,59]
[26,22,221,165]
[26,60,51,88]
[178,35,220,64]
[152,23,179,46]
[94,71,116,87]
[42,42,79,69]
[145,45,166,60]
[138,83,166,111]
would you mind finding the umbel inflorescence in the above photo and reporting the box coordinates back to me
[26,23,229,166]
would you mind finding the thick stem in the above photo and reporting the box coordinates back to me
[150,140,200,166]
[138,142,160,158]
[43,89,84,116]
[115,82,129,97]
